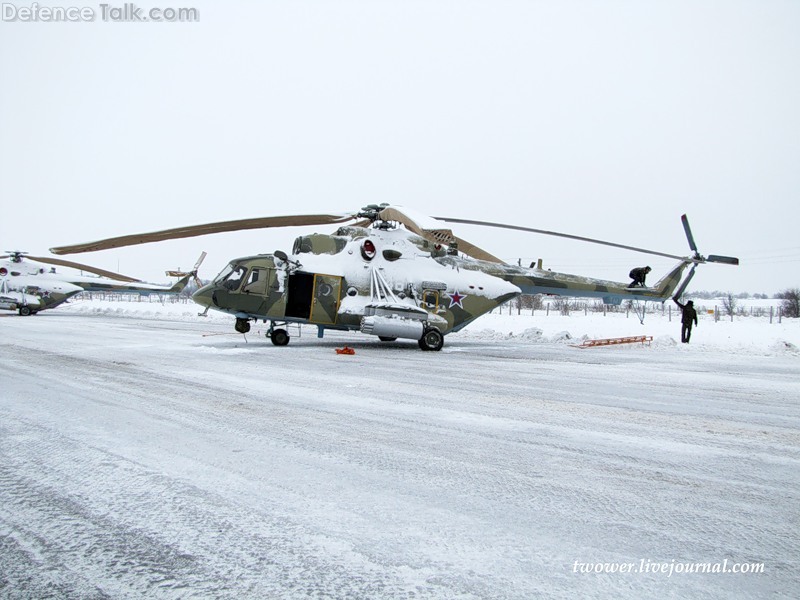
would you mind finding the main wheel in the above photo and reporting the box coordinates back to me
[418,327,443,351]
[271,328,290,346]
[19,306,31,316]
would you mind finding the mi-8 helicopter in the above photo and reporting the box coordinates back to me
[50,206,737,350]
[0,251,205,316]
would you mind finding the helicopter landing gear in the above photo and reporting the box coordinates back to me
[234,318,251,334]
[418,327,443,351]
[19,306,32,316]
[270,328,290,346]
[378,336,397,342]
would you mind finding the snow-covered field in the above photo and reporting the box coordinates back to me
[2,299,799,599]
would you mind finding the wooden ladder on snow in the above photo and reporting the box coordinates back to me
[571,335,653,349]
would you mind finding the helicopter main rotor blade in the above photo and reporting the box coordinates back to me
[50,213,358,255]
[681,214,699,254]
[377,206,504,263]
[452,236,504,263]
[25,255,143,282]
[433,217,687,261]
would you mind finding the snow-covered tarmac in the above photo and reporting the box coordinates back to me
[1,300,798,598]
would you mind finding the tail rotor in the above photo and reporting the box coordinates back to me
[165,251,207,288]
[681,214,739,266]
[675,214,738,298]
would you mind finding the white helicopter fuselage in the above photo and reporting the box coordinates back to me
[0,259,86,314]
[0,256,193,315]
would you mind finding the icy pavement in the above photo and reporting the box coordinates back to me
[1,308,799,599]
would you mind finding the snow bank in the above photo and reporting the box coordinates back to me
[57,297,800,358]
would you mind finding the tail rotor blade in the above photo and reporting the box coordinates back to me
[681,214,698,254]
[192,251,207,271]
[707,254,739,266]
[191,251,207,287]
[673,265,697,299]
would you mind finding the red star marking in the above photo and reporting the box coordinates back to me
[448,290,467,309]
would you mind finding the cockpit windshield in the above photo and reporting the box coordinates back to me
[214,263,247,291]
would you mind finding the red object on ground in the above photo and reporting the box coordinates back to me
[335,346,356,355]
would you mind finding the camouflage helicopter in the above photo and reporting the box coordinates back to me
[0,250,205,316]
[50,206,737,350]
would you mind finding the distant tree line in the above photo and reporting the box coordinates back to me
[507,288,800,319]
[686,291,772,300]
[777,288,800,318]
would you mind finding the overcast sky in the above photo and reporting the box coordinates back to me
[1,0,798,294]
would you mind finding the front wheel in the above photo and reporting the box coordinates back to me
[235,318,251,334]
[19,306,31,316]
[418,327,443,351]
[271,328,290,346]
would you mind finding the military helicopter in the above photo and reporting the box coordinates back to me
[50,206,737,350]
[0,251,205,316]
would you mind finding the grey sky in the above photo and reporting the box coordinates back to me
[1,1,798,293]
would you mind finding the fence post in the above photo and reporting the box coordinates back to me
[770,306,773,324]
[779,307,783,323]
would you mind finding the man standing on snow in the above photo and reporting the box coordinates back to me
[673,297,698,343]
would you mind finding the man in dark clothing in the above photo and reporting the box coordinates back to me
[673,297,698,343]
[628,266,652,288]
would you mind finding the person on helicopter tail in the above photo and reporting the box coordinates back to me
[628,266,652,288]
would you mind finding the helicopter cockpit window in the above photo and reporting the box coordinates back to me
[216,264,247,291]
[213,264,234,283]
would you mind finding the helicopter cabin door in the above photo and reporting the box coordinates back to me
[309,274,342,325]
[237,267,274,314]
[285,272,315,319]
[285,272,341,324]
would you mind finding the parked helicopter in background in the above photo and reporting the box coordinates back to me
[50,206,737,350]
[0,251,205,316]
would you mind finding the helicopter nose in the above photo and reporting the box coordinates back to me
[191,284,213,308]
